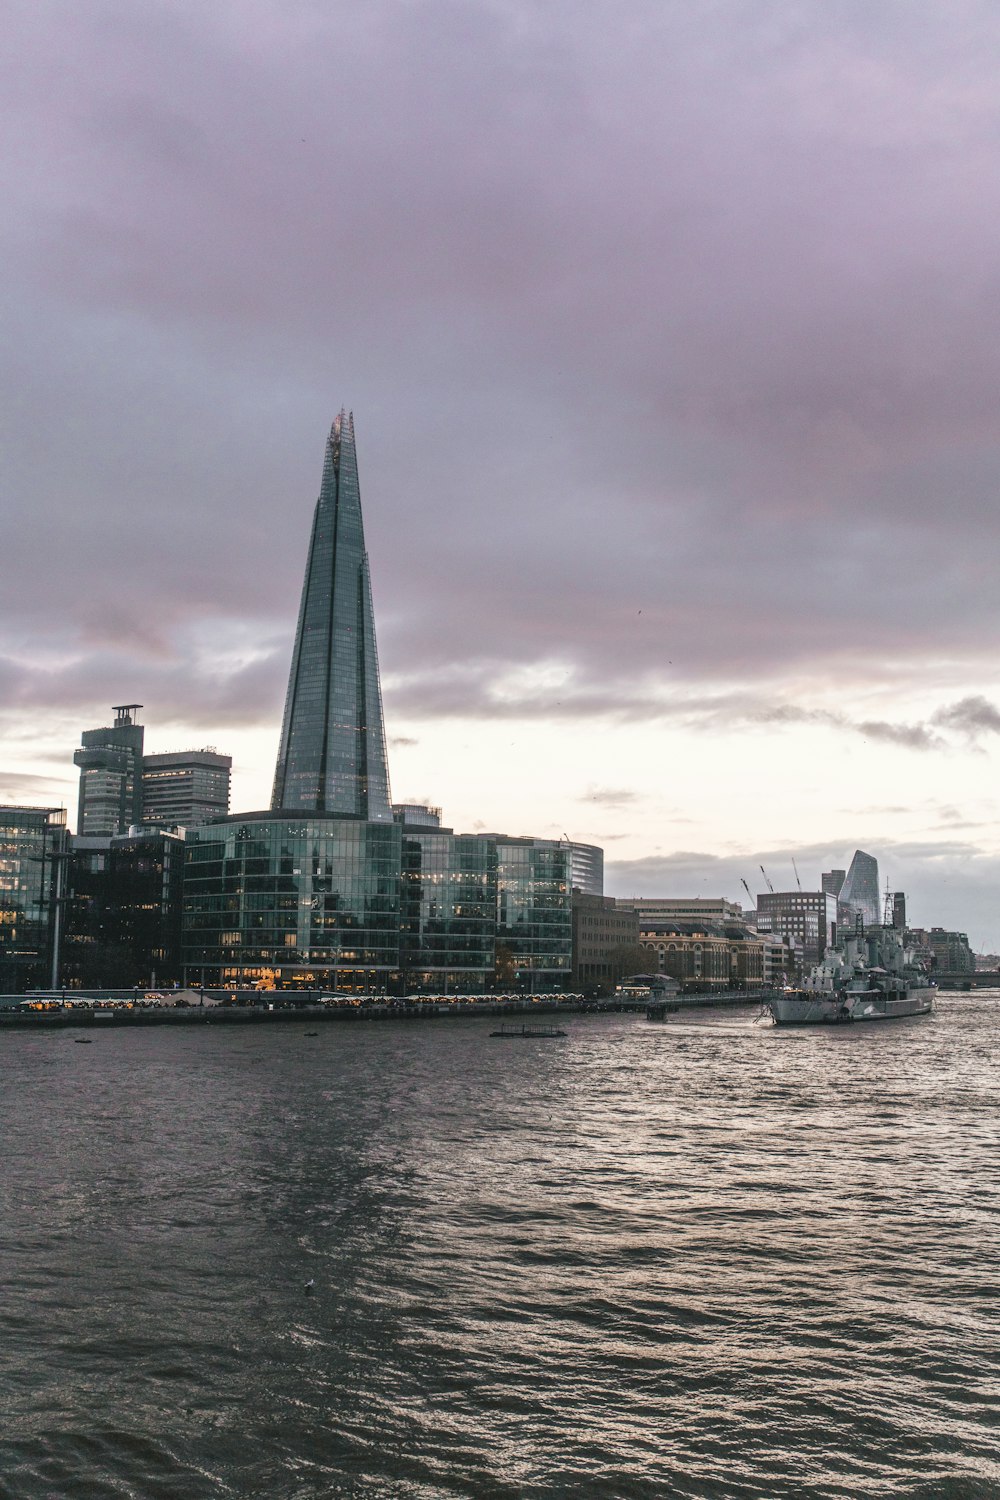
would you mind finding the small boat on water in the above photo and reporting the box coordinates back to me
[769,923,935,1026]
[489,1023,567,1039]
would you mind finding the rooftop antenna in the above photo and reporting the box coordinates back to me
[760,864,775,894]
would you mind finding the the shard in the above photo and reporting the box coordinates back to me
[271,412,392,819]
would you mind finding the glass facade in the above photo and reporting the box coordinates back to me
[569,840,604,896]
[0,806,66,993]
[271,413,392,821]
[495,837,572,990]
[62,830,185,988]
[182,813,402,989]
[839,849,881,929]
[400,832,497,991]
[179,820,578,995]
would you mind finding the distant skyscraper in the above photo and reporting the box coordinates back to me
[142,749,232,827]
[271,412,392,819]
[839,849,880,928]
[73,705,145,835]
[821,869,845,898]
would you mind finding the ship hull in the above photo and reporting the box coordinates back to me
[769,988,935,1026]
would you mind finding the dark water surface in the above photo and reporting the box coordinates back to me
[2,998,999,1498]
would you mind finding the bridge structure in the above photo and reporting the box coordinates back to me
[935,971,1000,990]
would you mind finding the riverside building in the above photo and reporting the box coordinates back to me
[141,749,231,828]
[0,805,67,993]
[73,705,145,835]
[755,889,838,969]
[181,412,575,992]
[572,892,641,992]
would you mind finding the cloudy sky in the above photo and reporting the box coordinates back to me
[5,0,1000,942]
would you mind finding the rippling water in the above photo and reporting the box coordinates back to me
[2,997,999,1498]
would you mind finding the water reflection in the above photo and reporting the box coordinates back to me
[1,1001,999,1497]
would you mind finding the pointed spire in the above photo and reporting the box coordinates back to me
[271,413,392,819]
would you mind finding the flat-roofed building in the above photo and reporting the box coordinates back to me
[141,749,231,828]
[755,890,837,969]
[0,805,66,993]
[572,892,640,992]
[62,827,185,988]
[618,896,745,924]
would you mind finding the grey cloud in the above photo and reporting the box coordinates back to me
[0,644,287,732]
[6,0,1000,812]
[855,719,944,751]
[385,667,956,756]
[933,696,1000,737]
[579,786,639,808]
[0,771,71,802]
[4,0,1000,715]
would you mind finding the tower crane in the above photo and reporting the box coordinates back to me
[760,865,775,894]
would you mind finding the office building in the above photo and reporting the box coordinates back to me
[61,828,185,988]
[493,836,572,990]
[73,705,145,835]
[0,806,66,993]
[393,803,442,829]
[922,927,975,974]
[620,896,746,924]
[185,414,399,989]
[839,849,881,928]
[572,892,640,992]
[821,869,845,897]
[755,890,838,969]
[180,415,578,992]
[271,410,392,819]
[141,749,231,827]
[569,841,604,897]
[183,812,403,990]
[400,822,498,992]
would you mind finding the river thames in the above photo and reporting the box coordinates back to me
[2,996,998,1498]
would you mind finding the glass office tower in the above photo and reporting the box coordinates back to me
[178,413,582,994]
[839,849,881,929]
[495,836,572,991]
[183,813,402,989]
[400,827,498,992]
[271,412,392,820]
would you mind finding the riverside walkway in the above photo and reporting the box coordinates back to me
[0,988,776,1029]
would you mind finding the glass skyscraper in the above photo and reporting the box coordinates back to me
[839,849,881,929]
[271,411,392,820]
[179,413,580,994]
